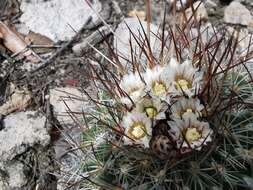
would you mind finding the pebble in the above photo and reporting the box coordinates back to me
[49,87,88,123]
[224,2,253,26]
[0,111,51,190]
[20,0,101,42]
[186,1,208,22]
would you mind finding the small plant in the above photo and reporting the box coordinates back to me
[67,2,253,190]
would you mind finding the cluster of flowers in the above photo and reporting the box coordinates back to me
[119,58,213,153]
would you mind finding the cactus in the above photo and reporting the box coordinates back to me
[64,2,253,190]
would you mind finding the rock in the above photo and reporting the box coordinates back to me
[227,27,252,54]
[0,111,54,190]
[0,155,56,190]
[55,127,106,190]
[53,127,82,160]
[20,0,102,42]
[0,111,49,161]
[50,87,87,123]
[224,2,253,26]
[49,87,93,190]
[205,0,218,16]
[186,1,208,22]
[226,27,253,74]
[167,0,189,10]
[234,0,252,4]
[245,58,253,75]
[0,161,27,190]
[6,162,27,189]
[114,17,163,68]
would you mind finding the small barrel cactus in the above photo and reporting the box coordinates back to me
[64,2,253,190]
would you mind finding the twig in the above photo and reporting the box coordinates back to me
[72,26,111,56]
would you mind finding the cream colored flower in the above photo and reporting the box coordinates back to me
[168,116,212,152]
[168,58,203,97]
[122,112,152,148]
[120,72,145,105]
[144,65,172,102]
[170,97,204,120]
[135,97,167,120]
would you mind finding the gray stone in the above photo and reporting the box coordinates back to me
[50,87,88,123]
[167,0,188,10]
[0,111,53,190]
[49,87,95,189]
[224,2,253,26]
[56,128,107,190]
[245,58,253,75]
[186,1,208,22]
[6,162,27,189]
[227,27,252,55]
[20,0,102,42]
[0,111,49,162]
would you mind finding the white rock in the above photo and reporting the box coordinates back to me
[114,17,163,68]
[20,0,101,42]
[227,27,253,75]
[186,1,208,22]
[227,27,252,54]
[245,58,253,75]
[50,87,88,123]
[224,2,253,26]
[167,0,188,10]
[7,162,27,189]
[0,111,49,161]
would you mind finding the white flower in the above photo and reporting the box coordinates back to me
[135,97,167,120]
[168,116,212,153]
[168,58,203,97]
[144,65,172,102]
[170,97,204,120]
[119,72,145,105]
[122,112,152,148]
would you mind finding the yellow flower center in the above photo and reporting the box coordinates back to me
[128,122,147,140]
[185,128,201,143]
[152,81,166,96]
[145,107,158,118]
[176,79,190,90]
[186,109,193,113]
